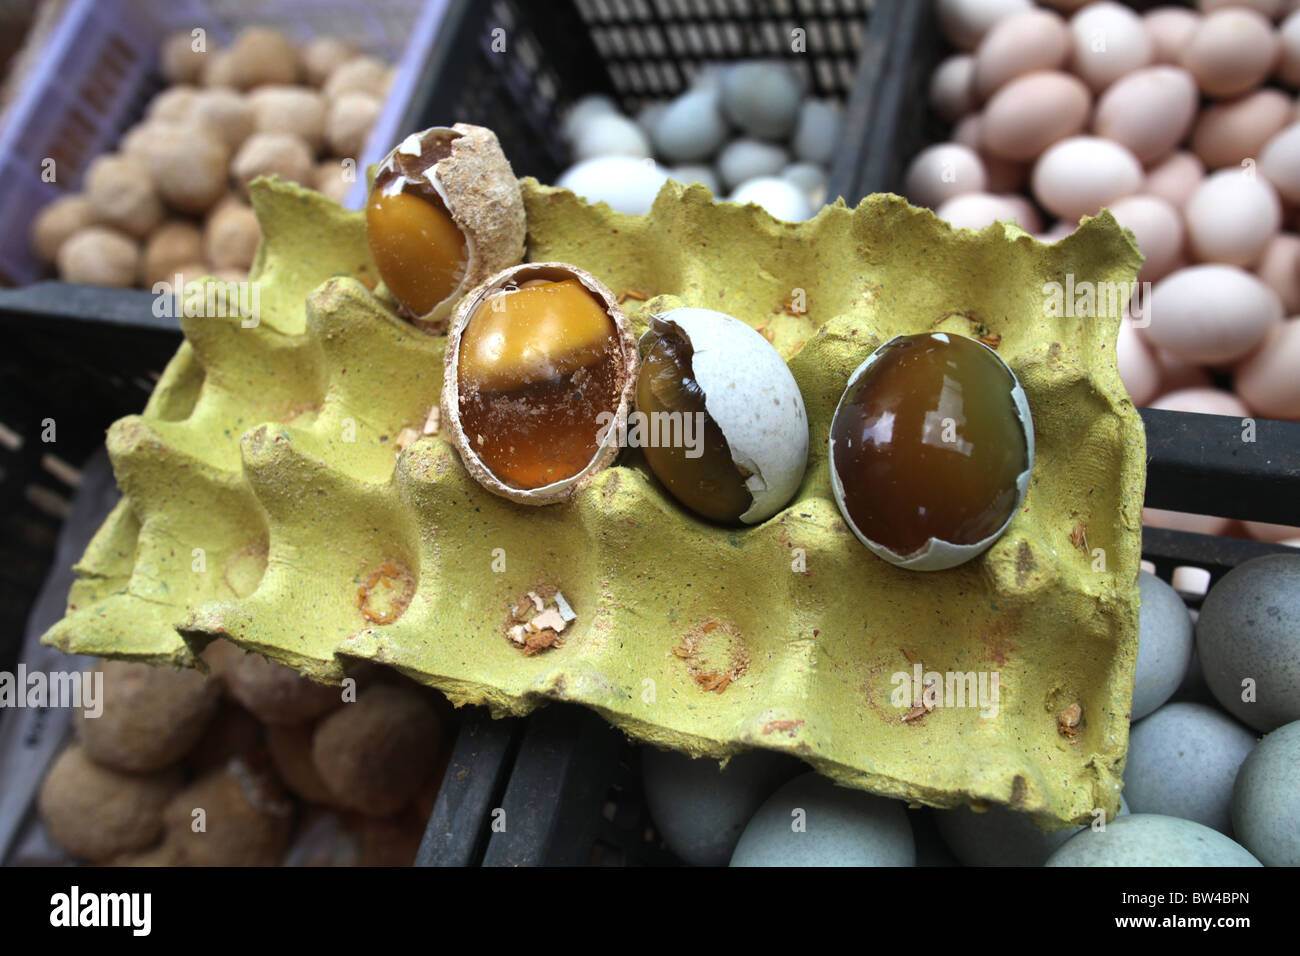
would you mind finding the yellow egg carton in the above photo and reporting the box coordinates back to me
[45,177,1145,828]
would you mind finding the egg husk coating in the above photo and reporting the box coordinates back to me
[42,176,1144,827]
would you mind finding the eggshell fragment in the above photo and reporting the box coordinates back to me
[373,124,528,330]
[1069,2,1153,92]
[973,9,1070,100]
[1181,8,1281,97]
[980,70,1092,161]
[1191,89,1292,171]
[1031,136,1143,221]
[903,143,987,209]
[1092,66,1198,164]
[1235,317,1300,419]
[1184,169,1281,267]
[1144,265,1284,363]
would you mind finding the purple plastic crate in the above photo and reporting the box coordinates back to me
[0,0,443,286]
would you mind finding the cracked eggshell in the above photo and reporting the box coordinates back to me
[645,308,809,524]
[828,332,1034,571]
[373,124,526,332]
[440,262,638,506]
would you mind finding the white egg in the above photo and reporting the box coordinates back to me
[668,164,720,195]
[556,156,670,215]
[729,177,813,222]
[791,99,840,164]
[1117,314,1161,405]
[1069,2,1154,92]
[1142,265,1284,363]
[904,143,987,209]
[720,61,803,140]
[929,54,978,122]
[643,309,809,524]
[1031,136,1143,221]
[561,93,618,143]
[1258,123,1300,204]
[716,138,789,190]
[652,88,728,163]
[935,191,1038,231]
[781,162,828,208]
[571,112,651,161]
[1184,169,1281,268]
[938,0,1034,51]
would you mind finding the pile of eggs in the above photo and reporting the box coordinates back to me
[552,61,841,220]
[639,553,1300,867]
[905,0,1300,544]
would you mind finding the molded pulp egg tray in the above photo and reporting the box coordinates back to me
[44,177,1146,828]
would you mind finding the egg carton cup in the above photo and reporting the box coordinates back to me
[42,176,1145,828]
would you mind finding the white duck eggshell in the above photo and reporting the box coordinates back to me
[651,308,809,524]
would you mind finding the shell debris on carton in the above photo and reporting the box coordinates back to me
[45,176,1145,827]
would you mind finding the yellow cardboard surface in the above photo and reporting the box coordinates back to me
[45,177,1145,826]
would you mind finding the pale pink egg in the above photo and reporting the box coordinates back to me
[904,143,987,209]
[1036,219,1080,243]
[1155,348,1214,391]
[1143,151,1206,210]
[973,9,1071,100]
[1255,233,1300,313]
[1032,136,1144,221]
[1143,507,1232,537]
[1279,10,1300,87]
[935,191,1038,230]
[1190,89,1293,170]
[938,0,1035,51]
[930,55,978,123]
[1258,123,1300,205]
[981,70,1092,161]
[1198,0,1285,20]
[1145,7,1201,65]
[1117,316,1162,405]
[1184,169,1282,268]
[1242,518,1300,542]
[1235,317,1300,419]
[1181,8,1281,97]
[951,113,982,150]
[1109,194,1185,281]
[1143,264,1284,363]
[1093,66,1199,164]
[1069,3,1153,93]
[1149,386,1252,417]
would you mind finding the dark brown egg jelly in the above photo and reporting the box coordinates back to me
[636,326,753,523]
[830,333,1029,557]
